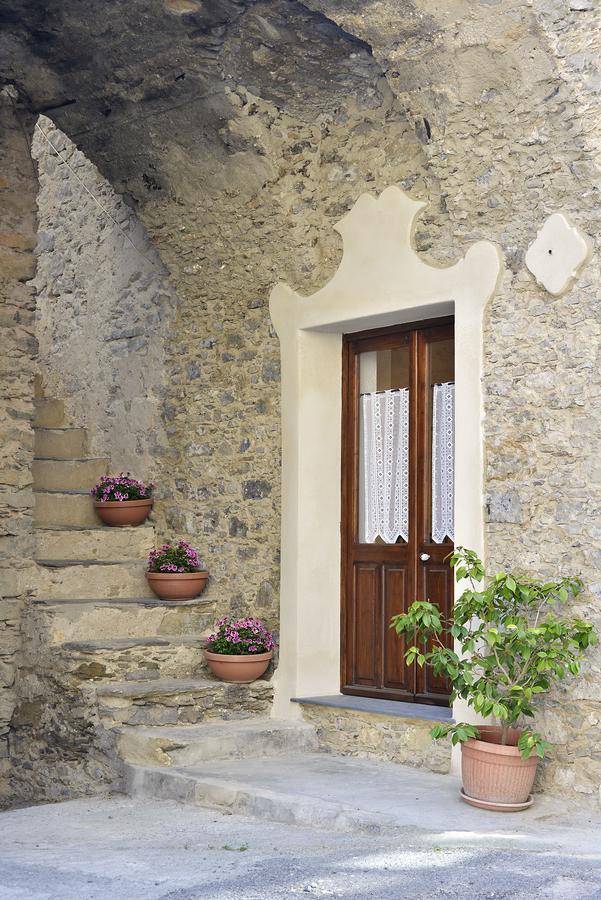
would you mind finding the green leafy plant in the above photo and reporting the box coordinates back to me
[391,548,596,759]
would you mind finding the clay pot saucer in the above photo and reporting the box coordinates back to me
[460,787,534,812]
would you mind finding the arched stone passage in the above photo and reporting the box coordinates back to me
[31,116,176,479]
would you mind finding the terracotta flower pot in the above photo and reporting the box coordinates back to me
[461,725,538,811]
[204,649,273,683]
[94,498,153,527]
[146,570,209,601]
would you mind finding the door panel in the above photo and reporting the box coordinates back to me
[341,318,454,706]
[352,563,380,685]
[382,565,413,693]
[417,562,453,699]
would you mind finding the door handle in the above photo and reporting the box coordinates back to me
[420,553,430,562]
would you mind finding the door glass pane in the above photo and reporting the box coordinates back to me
[430,338,454,385]
[358,343,410,544]
[430,338,454,543]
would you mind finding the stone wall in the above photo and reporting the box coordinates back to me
[2,0,601,804]
[0,91,37,805]
[140,13,430,644]
[300,703,451,775]
[136,0,601,802]
[28,0,601,801]
[31,116,176,480]
[301,0,601,801]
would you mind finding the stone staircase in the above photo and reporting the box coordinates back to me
[27,395,297,799]
[26,394,457,827]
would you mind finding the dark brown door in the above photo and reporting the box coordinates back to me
[341,318,454,706]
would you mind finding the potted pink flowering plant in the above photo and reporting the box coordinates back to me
[91,473,154,527]
[204,617,275,683]
[146,541,209,601]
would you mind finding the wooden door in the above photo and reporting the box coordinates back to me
[341,318,454,706]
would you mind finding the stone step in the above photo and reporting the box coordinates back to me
[34,398,65,428]
[34,559,153,600]
[117,718,318,768]
[36,597,216,642]
[35,525,155,562]
[62,635,206,682]
[34,427,88,458]
[34,490,100,527]
[32,457,109,492]
[125,753,467,835]
[95,678,273,728]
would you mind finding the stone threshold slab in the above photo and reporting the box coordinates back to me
[293,694,453,722]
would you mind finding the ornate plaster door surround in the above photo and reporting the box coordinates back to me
[269,186,502,733]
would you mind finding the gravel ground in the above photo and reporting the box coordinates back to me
[0,796,600,900]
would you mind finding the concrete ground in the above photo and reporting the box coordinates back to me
[1,794,601,900]
[125,752,601,853]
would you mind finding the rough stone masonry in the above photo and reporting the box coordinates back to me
[0,0,600,804]
[31,116,177,480]
[0,91,37,806]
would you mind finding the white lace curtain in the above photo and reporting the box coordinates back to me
[431,382,455,544]
[360,389,409,544]
[359,383,454,545]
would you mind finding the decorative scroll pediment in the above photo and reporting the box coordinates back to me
[270,185,502,335]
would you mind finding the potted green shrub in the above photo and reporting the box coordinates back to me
[146,541,209,601]
[204,617,275,683]
[391,547,596,811]
[91,473,154,527]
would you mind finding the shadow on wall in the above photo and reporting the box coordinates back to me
[30,115,178,481]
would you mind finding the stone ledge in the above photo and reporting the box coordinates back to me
[36,525,153,532]
[95,677,224,698]
[34,596,210,607]
[33,456,108,462]
[35,559,146,567]
[62,635,204,651]
[34,488,90,495]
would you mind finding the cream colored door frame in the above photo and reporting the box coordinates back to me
[269,186,502,727]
